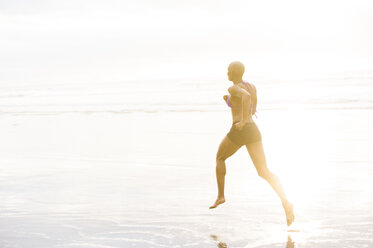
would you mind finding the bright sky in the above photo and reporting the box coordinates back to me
[1,0,373,85]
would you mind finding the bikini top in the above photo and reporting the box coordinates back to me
[226,81,258,117]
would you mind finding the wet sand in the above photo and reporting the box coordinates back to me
[1,75,373,247]
[0,107,372,247]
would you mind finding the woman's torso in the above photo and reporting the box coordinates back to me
[229,81,255,124]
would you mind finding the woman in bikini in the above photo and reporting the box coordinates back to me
[209,61,295,226]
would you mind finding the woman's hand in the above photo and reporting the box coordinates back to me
[234,121,246,130]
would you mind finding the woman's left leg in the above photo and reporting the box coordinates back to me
[245,140,294,225]
[245,141,288,203]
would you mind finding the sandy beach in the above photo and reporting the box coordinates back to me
[0,75,372,247]
[2,0,373,246]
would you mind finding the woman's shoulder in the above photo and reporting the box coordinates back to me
[240,81,256,93]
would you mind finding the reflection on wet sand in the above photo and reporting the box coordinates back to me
[210,234,295,248]
[286,234,295,248]
[210,235,227,248]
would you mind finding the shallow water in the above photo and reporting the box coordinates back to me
[1,75,373,247]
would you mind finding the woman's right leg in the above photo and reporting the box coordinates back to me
[209,135,241,209]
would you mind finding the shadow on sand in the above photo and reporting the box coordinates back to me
[210,234,295,248]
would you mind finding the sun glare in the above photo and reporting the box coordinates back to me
[265,110,336,211]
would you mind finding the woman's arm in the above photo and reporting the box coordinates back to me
[240,94,250,124]
[228,85,251,98]
[251,84,257,115]
[228,85,250,128]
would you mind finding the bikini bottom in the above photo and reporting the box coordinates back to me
[227,121,262,147]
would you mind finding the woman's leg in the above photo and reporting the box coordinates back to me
[245,140,294,225]
[209,135,241,209]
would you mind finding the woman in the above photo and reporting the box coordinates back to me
[209,61,295,226]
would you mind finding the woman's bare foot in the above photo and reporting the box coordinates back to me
[283,201,295,226]
[209,197,225,209]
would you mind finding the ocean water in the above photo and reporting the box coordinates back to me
[0,73,373,247]
[1,71,373,115]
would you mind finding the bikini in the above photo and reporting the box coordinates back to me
[226,81,258,118]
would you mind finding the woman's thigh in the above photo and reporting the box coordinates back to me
[216,135,241,161]
[245,141,269,174]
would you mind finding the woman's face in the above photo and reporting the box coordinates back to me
[227,67,233,81]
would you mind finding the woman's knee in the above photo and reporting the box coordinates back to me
[216,153,227,162]
[257,169,272,180]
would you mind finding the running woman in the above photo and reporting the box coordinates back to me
[209,61,295,226]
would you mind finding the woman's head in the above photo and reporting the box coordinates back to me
[227,61,245,82]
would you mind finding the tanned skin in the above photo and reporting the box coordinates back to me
[209,61,295,226]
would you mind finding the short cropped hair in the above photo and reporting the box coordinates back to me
[228,61,245,77]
